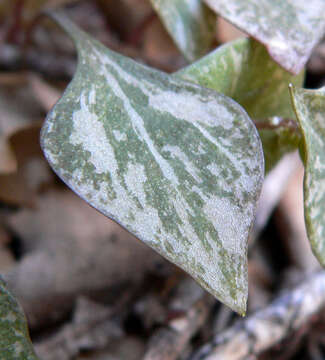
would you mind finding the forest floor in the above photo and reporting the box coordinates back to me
[1,1,325,359]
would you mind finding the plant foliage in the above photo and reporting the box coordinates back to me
[41,12,264,315]
[40,0,325,315]
[290,86,325,267]
[2,2,325,354]
[0,277,38,359]
[203,0,325,74]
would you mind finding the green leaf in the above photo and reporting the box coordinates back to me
[258,123,301,174]
[41,12,264,314]
[203,0,325,74]
[150,0,216,62]
[0,276,38,359]
[290,86,325,267]
[175,38,303,172]
[175,38,303,120]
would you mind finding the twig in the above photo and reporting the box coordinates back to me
[4,190,172,329]
[143,278,215,360]
[190,271,325,360]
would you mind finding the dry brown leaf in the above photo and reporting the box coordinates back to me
[6,189,171,328]
[95,0,153,40]
[74,336,146,360]
[0,247,16,273]
[0,225,16,272]
[28,73,61,112]
[0,123,52,207]
[0,76,44,174]
[35,297,124,360]
[0,0,80,26]
[142,17,185,72]
[0,81,30,174]
[0,139,16,174]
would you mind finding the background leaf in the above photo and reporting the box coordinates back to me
[176,38,303,120]
[290,86,325,267]
[203,0,325,74]
[41,12,264,314]
[150,0,216,62]
[0,276,38,359]
[175,37,303,172]
[258,123,300,174]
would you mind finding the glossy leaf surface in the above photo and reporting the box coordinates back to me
[290,86,325,266]
[203,0,325,74]
[41,12,264,314]
[150,0,216,62]
[0,277,38,359]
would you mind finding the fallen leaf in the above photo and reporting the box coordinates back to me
[6,189,170,328]
[0,76,44,176]
[142,17,186,72]
[0,123,52,207]
[0,138,16,174]
[28,74,61,112]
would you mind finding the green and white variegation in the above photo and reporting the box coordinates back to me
[176,37,303,173]
[290,86,325,267]
[203,0,325,74]
[41,12,264,314]
[0,277,38,360]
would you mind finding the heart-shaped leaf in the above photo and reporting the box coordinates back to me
[203,0,325,74]
[175,37,303,172]
[290,86,325,266]
[0,276,38,359]
[41,12,264,314]
[150,0,216,62]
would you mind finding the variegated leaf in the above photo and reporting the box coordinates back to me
[175,38,303,172]
[176,38,303,120]
[290,86,325,267]
[41,12,264,314]
[0,276,38,359]
[150,0,216,62]
[203,0,325,74]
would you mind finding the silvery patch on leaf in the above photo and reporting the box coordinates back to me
[290,86,325,267]
[204,0,325,74]
[41,12,264,314]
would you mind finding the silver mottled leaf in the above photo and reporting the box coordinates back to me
[290,86,325,266]
[0,276,38,359]
[176,38,303,121]
[203,0,325,74]
[41,12,264,314]
[175,37,303,172]
[150,0,216,62]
